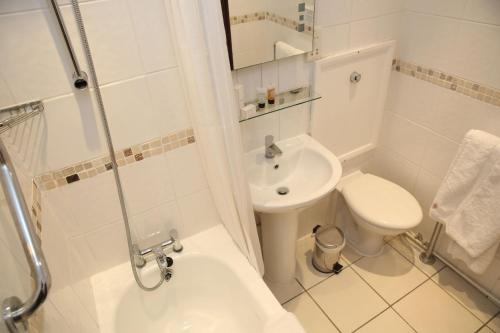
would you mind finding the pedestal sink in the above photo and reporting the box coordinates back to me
[245,134,342,284]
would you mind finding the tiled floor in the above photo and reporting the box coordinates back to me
[280,235,500,333]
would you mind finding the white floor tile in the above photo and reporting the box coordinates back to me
[393,280,483,333]
[265,278,304,304]
[478,325,495,333]
[309,267,388,332]
[432,267,499,323]
[390,236,445,277]
[341,243,364,266]
[487,313,500,332]
[283,293,340,333]
[352,246,428,304]
[356,308,414,333]
[295,236,333,289]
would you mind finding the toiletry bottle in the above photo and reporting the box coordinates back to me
[234,84,245,108]
[257,87,266,109]
[267,85,276,105]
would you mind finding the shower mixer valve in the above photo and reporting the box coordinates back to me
[132,229,183,274]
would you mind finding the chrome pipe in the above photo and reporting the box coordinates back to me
[47,0,88,90]
[404,232,500,306]
[419,221,443,265]
[0,140,51,332]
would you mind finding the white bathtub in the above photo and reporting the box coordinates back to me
[91,225,305,333]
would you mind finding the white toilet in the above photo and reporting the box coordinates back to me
[340,173,423,256]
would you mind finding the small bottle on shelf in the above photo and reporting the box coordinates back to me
[257,87,266,109]
[267,85,276,105]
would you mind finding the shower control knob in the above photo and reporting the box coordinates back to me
[350,71,362,83]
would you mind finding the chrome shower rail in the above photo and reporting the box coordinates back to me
[0,140,51,332]
[48,0,88,90]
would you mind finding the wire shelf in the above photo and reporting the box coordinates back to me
[0,101,44,134]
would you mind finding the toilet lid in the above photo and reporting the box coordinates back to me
[342,174,422,230]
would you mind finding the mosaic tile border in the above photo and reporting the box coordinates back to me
[393,59,500,108]
[34,127,195,192]
[230,11,313,35]
[31,181,42,238]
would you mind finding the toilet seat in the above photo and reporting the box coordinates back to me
[342,174,422,230]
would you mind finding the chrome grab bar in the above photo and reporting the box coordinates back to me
[0,140,51,332]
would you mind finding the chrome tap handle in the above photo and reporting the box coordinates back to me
[170,229,183,252]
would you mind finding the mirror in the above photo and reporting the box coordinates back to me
[221,0,315,70]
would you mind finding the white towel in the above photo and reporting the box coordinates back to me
[275,41,303,59]
[429,129,500,274]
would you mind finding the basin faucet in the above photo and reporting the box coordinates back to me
[265,135,282,159]
[153,247,174,281]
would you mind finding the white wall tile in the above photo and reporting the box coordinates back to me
[453,21,500,89]
[364,147,420,192]
[315,0,352,27]
[101,76,159,149]
[44,172,122,237]
[66,0,144,84]
[70,220,129,276]
[0,74,15,108]
[420,133,458,179]
[240,112,280,151]
[120,154,175,215]
[177,189,220,237]
[127,0,177,72]
[262,62,279,91]
[351,0,402,21]
[165,143,208,197]
[463,0,500,25]
[41,92,106,171]
[405,0,466,18]
[145,68,192,135]
[131,200,184,248]
[318,24,350,56]
[379,112,429,165]
[412,169,443,238]
[350,13,400,49]
[279,104,309,139]
[385,72,438,127]
[399,13,460,74]
[278,55,312,93]
[430,89,500,142]
[0,9,73,103]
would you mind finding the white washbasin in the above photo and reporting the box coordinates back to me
[246,134,342,213]
[245,134,342,286]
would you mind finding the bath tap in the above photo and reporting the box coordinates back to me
[153,247,174,281]
[265,135,282,159]
[132,228,183,276]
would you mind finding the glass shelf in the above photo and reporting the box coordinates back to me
[239,87,321,123]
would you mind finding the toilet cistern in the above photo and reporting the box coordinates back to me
[265,135,282,158]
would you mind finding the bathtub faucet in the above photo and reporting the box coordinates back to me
[132,229,184,272]
[153,247,174,281]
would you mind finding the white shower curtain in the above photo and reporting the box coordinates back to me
[164,0,265,274]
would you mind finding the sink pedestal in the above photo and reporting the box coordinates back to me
[261,211,299,284]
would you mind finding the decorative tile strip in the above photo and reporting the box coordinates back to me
[34,127,195,191]
[230,11,313,35]
[31,181,42,238]
[393,59,500,108]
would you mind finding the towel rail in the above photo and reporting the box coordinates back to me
[409,225,500,306]
[0,140,51,332]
